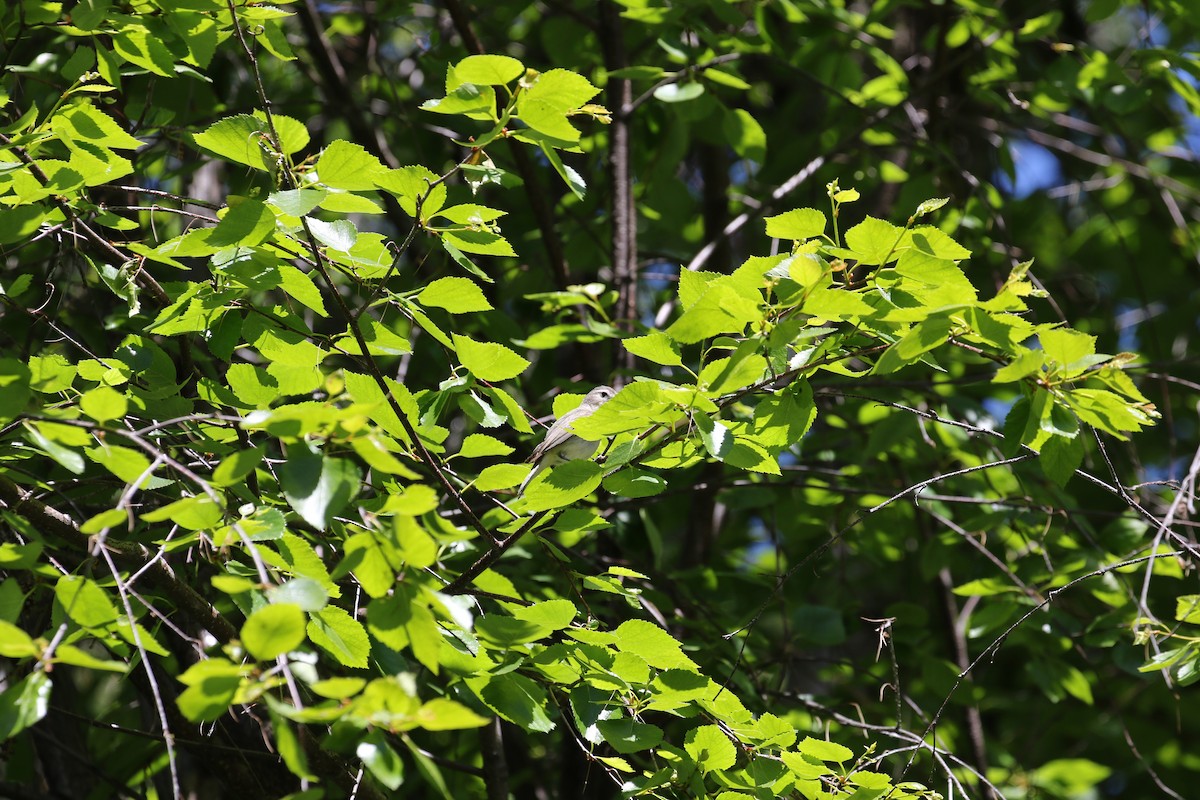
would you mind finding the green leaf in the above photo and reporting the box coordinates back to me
[23,423,85,474]
[351,436,421,478]
[52,102,142,149]
[177,659,243,722]
[845,216,903,265]
[441,228,516,257]
[278,265,328,316]
[1064,388,1153,438]
[696,414,731,460]
[685,724,737,772]
[1040,327,1096,369]
[654,82,705,102]
[306,217,358,251]
[358,730,405,789]
[873,315,954,374]
[90,441,166,484]
[514,598,577,631]
[415,698,490,731]
[1040,433,1084,486]
[225,364,280,408]
[437,237,494,283]
[1031,759,1111,793]
[141,495,224,531]
[596,718,665,754]
[79,508,126,535]
[723,107,767,162]
[456,433,515,459]
[267,578,329,612]
[307,606,370,668]
[376,165,446,219]
[208,198,276,247]
[704,67,751,89]
[242,603,306,660]
[421,83,497,118]
[475,463,530,491]
[0,359,32,422]
[913,197,949,218]
[666,284,762,344]
[1177,596,1200,624]
[476,615,553,646]
[317,140,386,190]
[0,672,51,741]
[623,330,683,366]
[279,448,362,531]
[269,188,327,217]
[521,461,604,512]
[55,575,120,628]
[0,620,36,658]
[994,348,1045,383]
[0,206,47,245]
[340,532,395,599]
[28,354,76,393]
[452,334,530,382]
[418,277,493,313]
[800,287,875,322]
[270,708,315,780]
[466,672,555,732]
[752,383,816,448]
[112,27,175,76]
[212,446,265,487]
[395,516,438,568]
[338,317,413,356]
[192,114,273,171]
[700,352,767,395]
[516,69,600,142]
[602,468,666,498]
[765,208,826,241]
[367,592,441,674]
[613,619,698,671]
[53,644,128,673]
[435,204,506,225]
[797,736,854,763]
[79,385,127,423]
[453,54,524,85]
[909,225,971,260]
[539,142,587,199]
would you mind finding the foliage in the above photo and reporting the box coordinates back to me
[1,1,1198,798]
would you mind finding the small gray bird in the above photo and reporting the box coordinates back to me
[518,385,616,495]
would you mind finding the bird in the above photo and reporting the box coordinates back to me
[518,385,616,495]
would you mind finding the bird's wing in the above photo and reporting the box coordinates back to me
[528,408,583,462]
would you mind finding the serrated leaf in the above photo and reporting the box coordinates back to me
[623,330,682,366]
[317,140,385,190]
[192,114,272,171]
[685,725,737,772]
[521,460,604,511]
[307,606,369,668]
[596,718,664,754]
[242,603,306,660]
[306,217,357,251]
[452,334,530,382]
[765,208,826,241]
[52,102,142,150]
[453,54,524,86]
[914,197,949,217]
[279,449,361,531]
[516,69,599,142]
[418,277,493,313]
[613,619,697,671]
[845,216,903,265]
